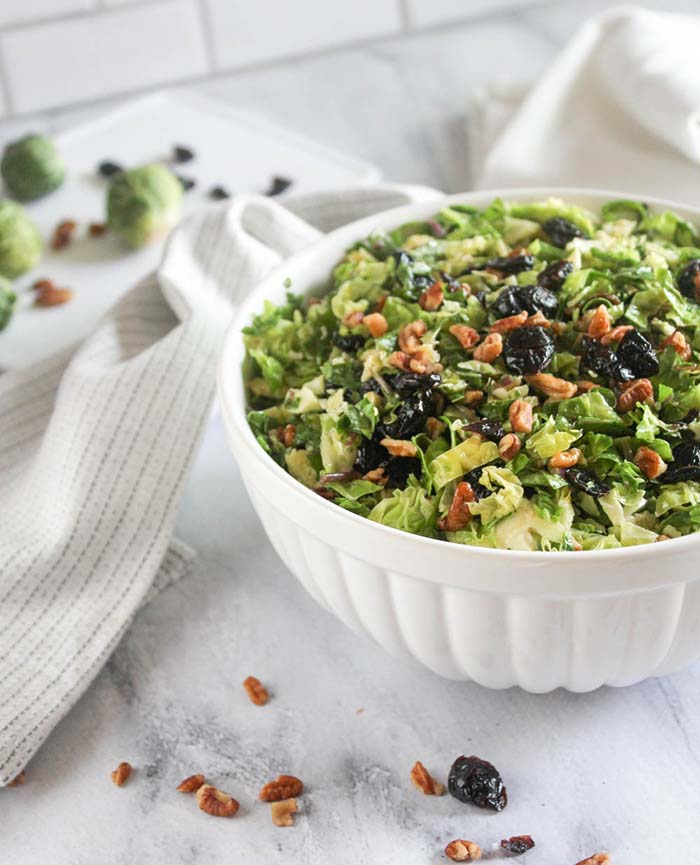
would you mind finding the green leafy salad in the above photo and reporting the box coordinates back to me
[243,197,700,551]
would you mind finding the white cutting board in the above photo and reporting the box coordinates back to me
[0,90,380,369]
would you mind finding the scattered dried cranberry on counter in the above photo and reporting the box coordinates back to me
[172,144,195,163]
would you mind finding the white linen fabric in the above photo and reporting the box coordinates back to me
[0,184,441,786]
[471,6,700,204]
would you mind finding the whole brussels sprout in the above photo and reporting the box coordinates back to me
[0,275,16,331]
[1,134,66,201]
[0,200,43,279]
[107,164,183,248]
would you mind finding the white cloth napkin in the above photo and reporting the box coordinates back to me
[470,6,700,203]
[0,184,441,786]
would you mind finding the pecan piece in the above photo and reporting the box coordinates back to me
[273,424,297,447]
[574,855,610,865]
[388,350,412,372]
[586,304,612,338]
[8,771,25,787]
[410,761,445,796]
[177,773,205,793]
[408,344,442,375]
[634,445,667,479]
[88,221,107,237]
[445,839,482,861]
[509,399,533,433]
[549,448,582,469]
[33,279,72,307]
[601,324,633,345]
[380,437,418,458]
[259,774,304,802]
[616,378,653,413]
[271,797,298,826]
[111,762,132,787]
[342,310,364,328]
[438,481,475,532]
[243,675,269,706]
[196,784,239,817]
[464,388,484,406]
[449,324,480,349]
[525,372,577,400]
[575,380,599,394]
[364,467,388,484]
[418,281,444,311]
[364,312,388,338]
[51,219,77,250]
[473,332,503,362]
[398,319,427,354]
[490,310,528,334]
[526,310,551,328]
[660,329,692,361]
[498,433,521,461]
[426,417,447,439]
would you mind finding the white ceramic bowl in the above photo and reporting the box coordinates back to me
[219,188,700,692]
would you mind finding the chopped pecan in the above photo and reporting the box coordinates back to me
[525,310,551,328]
[634,445,667,479]
[259,774,304,801]
[410,761,445,796]
[426,417,447,439]
[490,310,528,334]
[418,281,444,311]
[88,221,107,237]
[177,773,205,793]
[342,310,364,328]
[375,294,388,312]
[51,219,77,250]
[601,324,633,345]
[33,279,72,307]
[243,675,269,706]
[438,481,475,532]
[660,330,692,361]
[656,534,671,542]
[196,784,240,817]
[8,771,25,787]
[525,372,577,400]
[449,324,480,349]
[549,448,582,469]
[398,319,427,354]
[364,312,388,338]
[408,344,442,375]
[575,380,599,394]
[388,350,412,372]
[616,378,653,413]
[464,389,484,406]
[509,399,533,433]
[380,437,418,458]
[586,304,612,338]
[574,855,610,865]
[111,762,132,787]
[271,798,298,826]
[281,424,296,447]
[445,839,482,861]
[473,332,503,362]
[364,467,388,484]
[498,433,521,461]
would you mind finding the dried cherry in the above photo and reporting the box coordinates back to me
[677,259,700,303]
[537,259,574,292]
[500,836,535,856]
[386,456,422,488]
[519,284,558,318]
[485,254,535,276]
[543,217,586,247]
[661,442,700,483]
[493,286,525,318]
[447,755,507,811]
[614,329,659,379]
[580,336,615,377]
[564,467,610,497]
[464,419,506,442]
[463,467,491,499]
[354,433,387,475]
[503,326,555,374]
[379,391,434,439]
[386,371,442,394]
[332,331,366,353]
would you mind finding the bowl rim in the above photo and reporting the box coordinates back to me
[218,185,700,566]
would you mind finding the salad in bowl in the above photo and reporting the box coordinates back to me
[243,196,700,553]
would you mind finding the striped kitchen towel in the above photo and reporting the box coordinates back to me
[0,184,442,785]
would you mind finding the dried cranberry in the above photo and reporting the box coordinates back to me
[519,284,558,318]
[661,442,700,483]
[538,259,574,292]
[580,336,615,377]
[485,254,535,276]
[463,467,491,499]
[543,217,587,247]
[615,329,659,379]
[386,456,422,488]
[464,419,505,442]
[379,391,434,439]
[354,433,387,474]
[500,836,535,856]
[173,145,195,163]
[332,331,366,353]
[448,755,507,811]
[493,286,525,318]
[385,371,442,394]
[209,185,231,200]
[564,467,610,497]
[503,326,555,374]
[98,160,122,178]
[677,259,700,303]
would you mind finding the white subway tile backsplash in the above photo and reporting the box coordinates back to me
[203,0,402,71]
[406,0,540,28]
[0,0,94,30]
[0,0,210,114]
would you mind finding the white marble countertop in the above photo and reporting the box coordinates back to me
[4,2,700,862]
